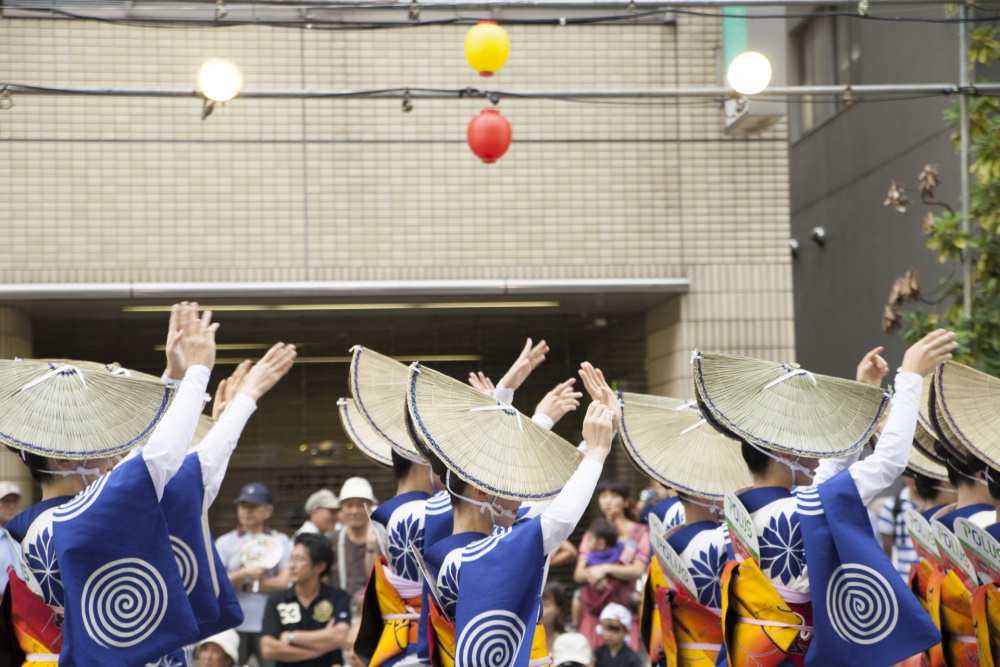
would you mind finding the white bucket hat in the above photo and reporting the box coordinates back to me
[339,476,378,505]
[198,629,240,664]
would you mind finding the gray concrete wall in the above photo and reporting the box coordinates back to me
[790,4,960,376]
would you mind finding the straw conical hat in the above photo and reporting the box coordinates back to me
[692,350,890,458]
[907,442,949,481]
[932,360,1000,470]
[338,397,393,468]
[349,346,425,463]
[619,392,752,499]
[0,359,174,459]
[406,362,582,501]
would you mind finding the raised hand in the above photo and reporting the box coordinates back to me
[176,302,219,371]
[498,338,549,391]
[856,346,889,387]
[164,303,187,381]
[901,328,958,377]
[578,362,621,430]
[581,400,615,462]
[238,342,297,402]
[212,360,252,419]
[468,371,496,397]
[534,378,583,426]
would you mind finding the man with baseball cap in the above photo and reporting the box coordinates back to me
[329,477,378,603]
[216,482,292,667]
[295,488,340,538]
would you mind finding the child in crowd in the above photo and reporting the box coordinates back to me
[593,604,642,667]
[553,631,595,667]
[580,519,633,619]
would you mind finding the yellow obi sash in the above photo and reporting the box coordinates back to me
[720,559,808,667]
[973,583,1000,667]
[4,566,61,667]
[929,569,978,666]
[641,558,669,664]
[428,595,456,667]
[355,558,423,667]
[909,559,946,667]
[641,557,722,667]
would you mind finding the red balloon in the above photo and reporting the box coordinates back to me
[466,109,512,163]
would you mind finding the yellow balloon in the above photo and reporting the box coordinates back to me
[464,21,510,77]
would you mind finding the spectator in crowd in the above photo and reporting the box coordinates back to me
[542,581,571,653]
[197,629,240,667]
[0,481,21,594]
[593,604,642,667]
[217,482,292,667]
[329,477,378,603]
[636,480,674,525]
[574,480,649,652]
[553,631,595,667]
[295,489,340,538]
[261,533,351,667]
[0,481,22,527]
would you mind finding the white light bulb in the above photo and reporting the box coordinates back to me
[197,59,243,102]
[726,51,772,96]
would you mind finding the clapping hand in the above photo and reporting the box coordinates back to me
[856,346,889,388]
[534,378,584,426]
[498,338,549,391]
[578,362,621,430]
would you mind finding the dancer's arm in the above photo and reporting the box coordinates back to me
[539,398,615,555]
[143,303,218,500]
[196,344,296,506]
[848,329,957,505]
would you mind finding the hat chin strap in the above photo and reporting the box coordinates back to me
[682,495,725,521]
[446,471,518,522]
[747,441,816,481]
[37,464,104,484]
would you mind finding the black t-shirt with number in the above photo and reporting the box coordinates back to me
[261,583,352,667]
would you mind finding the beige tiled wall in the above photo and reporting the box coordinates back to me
[0,14,794,379]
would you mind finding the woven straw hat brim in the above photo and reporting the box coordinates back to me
[912,420,946,465]
[349,346,426,463]
[407,362,582,501]
[339,397,393,468]
[933,360,1000,469]
[929,367,971,460]
[907,441,949,480]
[692,350,889,458]
[0,359,174,459]
[619,392,752,499]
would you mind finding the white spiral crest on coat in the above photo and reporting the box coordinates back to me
[171,536,199,594]
[825,563,898,645]
[456,610,526,667]
[82,557,169,648]
[53,473,111,522]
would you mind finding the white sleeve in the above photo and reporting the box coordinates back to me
[494,380,514,405]
[540,459,603,555]
[813,450,862,486]
[143,365,211,501]
[532,413,555,431]
[195,395,258,507]
[847,371,921,506]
